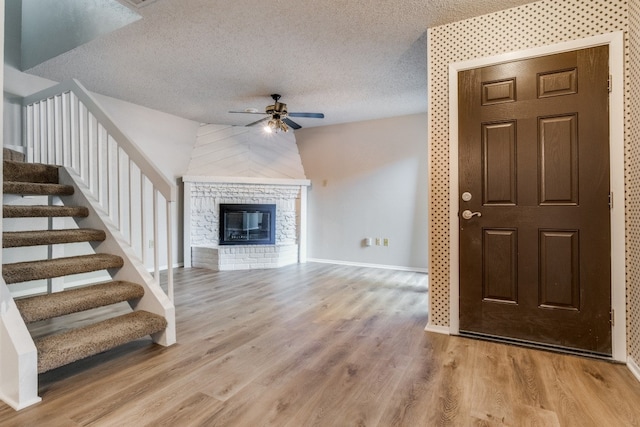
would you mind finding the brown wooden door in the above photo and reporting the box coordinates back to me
[458,46,612,355]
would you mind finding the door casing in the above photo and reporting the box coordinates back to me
[445,32,626,361]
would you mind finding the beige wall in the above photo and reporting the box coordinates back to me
[297,114,428,270]
[427,0,639,362]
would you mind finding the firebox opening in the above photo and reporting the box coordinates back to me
[219,204,276,245]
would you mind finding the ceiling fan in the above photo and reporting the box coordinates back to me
[229,94,324,132]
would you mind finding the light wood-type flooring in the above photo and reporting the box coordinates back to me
[2,263,640,426]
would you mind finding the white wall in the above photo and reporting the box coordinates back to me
[296,113,428,271]
[93,92,199,182]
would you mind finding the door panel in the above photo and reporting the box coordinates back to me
[483,121,517,205]
[539,230,580,310]
[458,46,611,355]
[538,69,578,98]
[482,229,518,303]
[539,114,578,205]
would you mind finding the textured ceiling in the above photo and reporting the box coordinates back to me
[26,0,535,128]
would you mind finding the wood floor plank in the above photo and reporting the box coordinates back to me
[223,368,332,426]
[1,263,640,426]
[467,340,531,425]
[141,392,224,427]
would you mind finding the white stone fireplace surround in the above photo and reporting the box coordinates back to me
[183,176,310,271]
[182,124,310,271]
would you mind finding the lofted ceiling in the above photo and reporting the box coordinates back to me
[25,0,535,128]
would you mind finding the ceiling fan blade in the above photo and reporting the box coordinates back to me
[283,118,302,130]
[288,112,324,119]
[246,117,270,127]
[229,111,267,115]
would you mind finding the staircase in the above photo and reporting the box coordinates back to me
[1,80,176,410]
[3,158,168,374]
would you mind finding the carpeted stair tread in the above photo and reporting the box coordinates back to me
[35,310,167,373]
[3,204,89,218]
[3,228,106,248]
[4,181,74,196]
[3,254,124,284]
[4,160,58,183]
[15,281,145,323]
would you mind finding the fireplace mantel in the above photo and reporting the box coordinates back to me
[183,177,310,271]
[183,175,310,187]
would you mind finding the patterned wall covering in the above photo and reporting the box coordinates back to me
[427,0,636,358]
[627,0,639,363]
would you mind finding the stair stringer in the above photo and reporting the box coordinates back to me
[57,167,176,346]
[0,279,41,410]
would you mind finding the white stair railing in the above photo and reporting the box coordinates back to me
[22,79,175,303]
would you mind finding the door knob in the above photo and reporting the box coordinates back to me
[462,210,482,220]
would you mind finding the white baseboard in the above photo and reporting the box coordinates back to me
[146,262,184,273]
[0,392,41,411]
[307,258,428,274]
[424,322,450,335]
[628,357,640,383]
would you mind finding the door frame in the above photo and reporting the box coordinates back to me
[447,32,626,361]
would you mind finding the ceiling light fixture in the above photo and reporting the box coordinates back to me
[264,117,289,133]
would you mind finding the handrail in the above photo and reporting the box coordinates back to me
[22,79,175,301]
[22,79,175,202]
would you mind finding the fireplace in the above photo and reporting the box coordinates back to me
[219,203,276,245]
[183,178,310,271]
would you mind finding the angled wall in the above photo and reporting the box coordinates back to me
[21,0,140,70]
[185,124,306,180]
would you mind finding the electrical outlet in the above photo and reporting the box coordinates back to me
[375,238,381,246]
[149,239,154,248]
[383,238,389,247]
